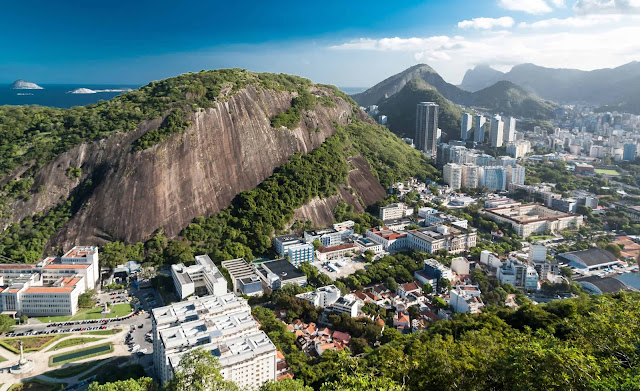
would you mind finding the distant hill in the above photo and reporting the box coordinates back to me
[10,79,43,89]
[377,79,463,142]
[459,64,505,92]
[351,64,467,107]
[470,81,556,120]
[458,61,640,113]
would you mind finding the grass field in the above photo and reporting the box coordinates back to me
[49,343,113,367]
[37,303,133,323]
[50,337,103,351]
[42,359,107,379]
[8,379,66,391]
[82,328,121,336]
[0,334,67,354]
[78,356,145,384]
[595,168,621,176]
[528,235,554,241]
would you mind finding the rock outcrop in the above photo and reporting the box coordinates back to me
[8,85,357,248]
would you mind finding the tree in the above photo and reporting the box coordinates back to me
[437,278,451,293]
[312,240,323,250]
[560,267,574,279]
[385,276,398,292]
[0,315,15,332]
[260,379,312,391]
[78,290,96,308]
[422,283,433,295]
[165,348,239,391]
[605,243,622,258]
[88,378,157,391]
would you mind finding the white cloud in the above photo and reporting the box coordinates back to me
[458,17,515,29]
[518,14,621,28]
[328,17,640,83]
[550,0,566,7]
[498,0,553,14]
[574,0,640,14]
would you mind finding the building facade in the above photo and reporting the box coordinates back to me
[415,102,439,156]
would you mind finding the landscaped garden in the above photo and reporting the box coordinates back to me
[42,358,108,379]
[50,337,103,351]
[49,343,113,367]
[8,379,66,391]
[0,334,66,354]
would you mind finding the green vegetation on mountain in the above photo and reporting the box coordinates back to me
[471,81,556,120]
[0,69,312,179]
[271,90,316,129]
[132,109,191,151]
[377,79,462,141]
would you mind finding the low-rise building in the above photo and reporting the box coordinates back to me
[172,255,227,299]
[355,238,383,254]
[480,250,502,268]
[558,248,623,272]
[497,259,539,291]
[296,285,341,308]
[304,228,342,247]
[379,203,408,221]
[316,243,358,262]
[254,259,307,290]
[483,203,583,238]
[450,257,470,275]
[365,228,409,251]
[408,225,477,254]
[449,286,484,314]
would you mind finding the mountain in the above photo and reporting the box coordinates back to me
[351,64,467,107]
[377,79,463,141]
[353,64,556,122]
[459,64,505,92]
[0,69,435,262]
[459,61,640,112]
[470,81,556,119]
[10,79,43,89]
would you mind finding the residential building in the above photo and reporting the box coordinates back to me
[422,259,453,281]
[273,235,303,257]
[171,255,227,299]
[461,113,473,140]
[450,257,470,275]
[484,198,520,209]
[443,163,462,190]
[571,190,599,209]
[415,102,439,156]
[503,117,516,143]
[497,259,539,290]
[408,225,477,254]
[623,143,637,161]
[480,250,501,268]
[483,166,507,191]
[483,203,583,238]
[296,285,341,307]
[506,164,526,186]
[327,294,362,317]
[552,198,578,213]
[420,210,468,229]
[490,115,504,148]
[355,238,383,254]
[152,294,277,389]
[474,115,486,143]
[449,286,484,314]
[379,203,407,221]
[529,244,547,263]
[285,243,315,266]
[461,163,483,189]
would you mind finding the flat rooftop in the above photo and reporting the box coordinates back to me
[259,259,305,281]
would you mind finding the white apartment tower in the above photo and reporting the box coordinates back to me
[461,113,473,140]
[490,115,504,148]
[474,115,486,143]
[461,163,483,189]
[503,117,516,143]
[443,163,463,190]
[416,102,439,156]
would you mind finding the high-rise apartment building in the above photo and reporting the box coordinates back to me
[506,164,526,186]
[483,166,507,191]
[443,163,463,190]
[474,115,486,143]
[415,102,439,156]
[503,117,516,143]
[461,113,473,140]
[490,115,504,148]
[461,163,483,189]
[623,143,637,161]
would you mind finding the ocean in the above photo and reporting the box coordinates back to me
[0,84,367,109]
[0,84,140,109]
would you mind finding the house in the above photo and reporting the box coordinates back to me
[398,282,421,298]
[393,312,410,329]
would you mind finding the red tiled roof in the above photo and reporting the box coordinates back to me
[318,243,358,253]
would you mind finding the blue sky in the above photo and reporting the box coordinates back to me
[1,0,638,86]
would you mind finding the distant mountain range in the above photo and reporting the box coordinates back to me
[459,61,640,113]
[353,64,555,140]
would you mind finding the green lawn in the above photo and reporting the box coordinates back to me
[82,328,121,336]
[78,356,146,384]
[49,343,113,367]
[0,334,67,354]
[50,337,103,351]
[595,168,621,176]
[37,303,133,323]
[528,235,554,241]
[42,359,107,379]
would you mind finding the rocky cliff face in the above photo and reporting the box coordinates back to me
[8,85,357,248]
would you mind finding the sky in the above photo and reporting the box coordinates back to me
[1,0,639,87]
